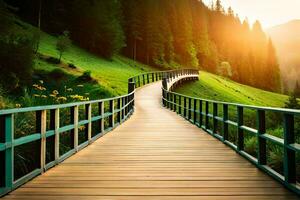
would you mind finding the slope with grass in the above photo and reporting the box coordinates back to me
[0,19,158,109]
[175,71,288,107]
[36,32,157,96]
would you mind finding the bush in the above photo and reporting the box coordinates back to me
[46,56,61,64]
[77,70,95,83]
[68,63,77,69]
[56,31,71,62]
[48,68,68,82]
[0,35,34,93]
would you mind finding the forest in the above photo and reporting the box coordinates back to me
[1,0,281,93]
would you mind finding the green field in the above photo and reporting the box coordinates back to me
[0,22,157,109]
[36,32,157,96]
[175,71,289,107]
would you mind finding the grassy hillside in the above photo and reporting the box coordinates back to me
[0,18,158,109]
[36,32,157,95]
[175,71,289,107]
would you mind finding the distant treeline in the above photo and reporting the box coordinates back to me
[4,0,281,92]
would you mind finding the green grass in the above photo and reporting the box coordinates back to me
[37,32,157,96]
[0,19,157,109]
[175,71,289,107]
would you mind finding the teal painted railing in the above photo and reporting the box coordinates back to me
[162,72,300,195]
[0,69,197,197]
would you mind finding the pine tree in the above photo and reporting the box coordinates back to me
[227,6,234,17]
[56,31,71,62]
[215,0,223,13]
[294,81,300,98]
[285,92,300,109]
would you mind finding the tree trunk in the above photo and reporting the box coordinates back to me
[59,52,62,62]
[134,39,137,62]
[38,0,42,29]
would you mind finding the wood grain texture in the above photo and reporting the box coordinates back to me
[4,82,297,199]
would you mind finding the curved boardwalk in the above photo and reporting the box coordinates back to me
[3,82,297,199]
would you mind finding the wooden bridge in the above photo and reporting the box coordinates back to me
[0,70,299,199]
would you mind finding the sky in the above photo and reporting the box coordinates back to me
[202,0,300,29]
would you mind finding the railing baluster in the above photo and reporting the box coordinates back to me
[86,104,92,142]
[138,76,141,87]
[167,92,170,109]
[193,99,197,124]
[2,114,13,191]
[188,98,192,120]
[73,106,79,151]
[174,94,177,112]
[109,100,114,128]
[283,114,296,184]
[223,104,228,141]
[178,96,182,115]
[99,102,104,134]
[213,103,218,134]
[152,73,154,82]
[37,110,47,173]
[199,100,203,127]
[118,98,122,123]
[257,110,266,165]
[184,97,187,118]
[170,93,173,110]
[237,106,244,151]
[122,98,125,120]
[53,109,60,162]
[205,101,209,130]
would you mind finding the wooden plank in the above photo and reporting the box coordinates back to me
[3,82,296,199]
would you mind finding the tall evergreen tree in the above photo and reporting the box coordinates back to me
[294,81,300,98]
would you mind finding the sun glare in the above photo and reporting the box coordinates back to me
[202,0,300,28]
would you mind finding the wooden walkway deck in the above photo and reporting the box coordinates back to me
[3,82,297,199]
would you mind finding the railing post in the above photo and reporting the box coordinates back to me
[128,80,135,111]
[122,97,125,120]
[283,114,296,184]
[184,97,187,118]
[1,114,14,192]
[213,103,218,134]
[118,98,122,123]
[162,77,167,90]
[142,74,145,86]
[257,110,266,165]
[86,104,92,142]
[223,104,228,141]
[174,94,177,112]
[237,106,244,151]
[205,101,209,130]
[99,102,104,134]
[37,110,47,173]
[138,76,141,88]
[147,74,150,84]
[131,93,135,113]
[72,106,79,151]
[188,98,192,120]
[193,99,197,124]
[170,93,173,110]
[166,92,170,109]
[199,100,203,127]
[178,96,182,115]
[52,109,60,162]
[162,89,165,107]
[109,100,114,128]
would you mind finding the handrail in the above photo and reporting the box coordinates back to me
[162,71,300,195]
[0,68,197,197]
